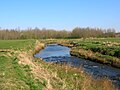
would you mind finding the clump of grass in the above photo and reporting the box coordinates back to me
[34,40,45,54]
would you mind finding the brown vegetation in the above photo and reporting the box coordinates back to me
[0,49,14,52]
[34,40,45,53]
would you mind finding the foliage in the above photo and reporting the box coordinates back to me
[0,27,117,40]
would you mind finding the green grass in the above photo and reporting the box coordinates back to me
[89,38,120,43]
[0,40,44,90]
[0,40,35,50]
[0,53,29,90]
[69,38,120,58]
[0,53,44,90]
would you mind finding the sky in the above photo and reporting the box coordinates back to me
[0,0,120,32]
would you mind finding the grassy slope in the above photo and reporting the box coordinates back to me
[0,40,44,90]
[72,38,120,67]
[37,59,115,90]
[0,39,117,90]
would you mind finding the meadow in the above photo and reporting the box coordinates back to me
[0,39,118,90]
[0,40,35,49]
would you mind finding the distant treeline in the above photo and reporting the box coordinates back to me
[0,27,117,39]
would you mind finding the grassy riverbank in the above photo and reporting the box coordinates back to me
[0,39,117,90]
[0,40,45,90]
[54,38,120,68]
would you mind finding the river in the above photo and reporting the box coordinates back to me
[34,44,120,88]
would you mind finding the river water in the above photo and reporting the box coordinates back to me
[34,44,120,88]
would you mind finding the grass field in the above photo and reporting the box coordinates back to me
[0,39,117,90]
[0,40,35,49]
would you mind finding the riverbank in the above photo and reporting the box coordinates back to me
[0,40,45,89]
[70,48,120,68]
[0,39,117,90]
[56,38,120,68]
[37,39,118,90]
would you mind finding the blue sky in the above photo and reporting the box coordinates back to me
[0,0,120,31]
